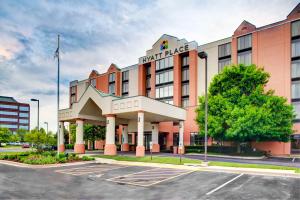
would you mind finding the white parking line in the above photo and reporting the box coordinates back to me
[206,173,244,195]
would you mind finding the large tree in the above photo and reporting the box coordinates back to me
[196,64,295,152]
[84,124,105,150]
[0,127,13,146]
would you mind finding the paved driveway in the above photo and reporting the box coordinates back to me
[0,163,299,200]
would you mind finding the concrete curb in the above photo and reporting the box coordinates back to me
[186,153,266,160]
[0,160,96,169]
[94,157,300,178]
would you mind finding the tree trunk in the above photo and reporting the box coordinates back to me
[237,142,241,154]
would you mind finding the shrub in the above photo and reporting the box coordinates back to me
[65,144,74,149]
[59,157,67,163]
[82,156,95,161]
[22,155,58,165]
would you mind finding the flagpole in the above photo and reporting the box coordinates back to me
[57,34,60,156]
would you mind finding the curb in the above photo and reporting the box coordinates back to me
[186,153,266,160]
[94,157,300,178]
[0,160,96,169]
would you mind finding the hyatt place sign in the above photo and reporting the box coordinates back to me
[139,44,190,64]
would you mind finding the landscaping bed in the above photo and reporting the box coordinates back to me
[94,155,202,165]
[0,151,94,165]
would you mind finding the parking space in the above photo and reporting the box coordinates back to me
[55,164,128,176]
[106,168,194,187]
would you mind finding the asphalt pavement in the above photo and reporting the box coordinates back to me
[0,163,299,200]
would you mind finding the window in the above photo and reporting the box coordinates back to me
[163,98,173,105]
[219,43,231,58]
[292,20,300,37]
[109,73,115,82]
[122,82,128,94]
[128,134,132,144]
[155,57,173,70]
[238,34,252,50]
[182,68,189,82]
[19,112,29,118]
[19,119,29,124]
[146,89,151,97]
[182,56,189,66]
[293,102,300,120]
[71,95,76,103]
[155,70,173,85]
[182,98,189,108]
[71,86,76,94]
[292,39,300,58]
[19,106,29,111]
[238,51,252,65]
[109,83,115,95]
[0,104,18,109]
[190,132,204,146]
[146,66,151,75]
[182,83,189,96]
[155,85,173,99]
[122,71,129,81]
[90,79,96,87]
[292,60,300,78]
[19,125,29,130]
[292,81,300,99]
[218,58,231,72]
[0,111,18,116]
[0,118,18,122]
[146,77,151,88]
[0,124,18,129]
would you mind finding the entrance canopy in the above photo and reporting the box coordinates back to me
[58,85,186,124]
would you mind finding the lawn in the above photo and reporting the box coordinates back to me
[94,155,202,165]
[208,161,300,173]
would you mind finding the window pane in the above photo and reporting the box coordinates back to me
[292,102,300,119]
[19,125,29,130]
[219,43,231,57]
[292,81,300,99]
[238,51,252,65]
[156,61,159,70]
[0,111,18,116]
[238,34,252,50]
[0,118,18,122]
[219,58,231,72]
[156,88,159,98]
[292,39,300,58]
[169,70,173,82]
[292,60,300,78]
[19,106,29,111]
[19,112,29,117]
[0,124,18,129]
[169,56,174,67]
[19,119,29,123]
[0,104,18,109]
[292,20,300,37]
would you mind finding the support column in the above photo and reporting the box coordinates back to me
[75,119,85,154]
[58,121,65,153]
[178,121,185,154]
[121,125,129,151]
[104,115,117,155]
[136,111,145,157]
[151,122,160,153]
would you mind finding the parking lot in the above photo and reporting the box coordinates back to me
[0,163,299,200]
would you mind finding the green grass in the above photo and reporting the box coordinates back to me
[94,155,202,165]
[208,161,300,173]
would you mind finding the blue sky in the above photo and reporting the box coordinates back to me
[0,0,298,132]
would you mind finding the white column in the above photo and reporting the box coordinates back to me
[122,125,128,144]
[179,121,184,154]
[59,122,64,145]
[137,112,144,146]
[106,115,115,145]
[76,119,84,145]
[151,123,158,144]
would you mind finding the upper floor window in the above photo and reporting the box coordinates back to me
[146,65,151,76]
[19,106,29,111]
[182,56,189,66]
[122,71,129,81]
[0,111,18,116]
[19,125,29,130]
[155,57,173,71]
[292,60,300,78]
[19,112,29,118]
[238,51,252,66]
[0,124,18,129]
[219,58,231,72]
[155,70,173,85]
[0,104,18,109]
[71,95,76,103]
[181,83,189,96]
[292,80,300,99]
[19,119,29,124]
[182,68,189,82]
[71,86,76,94]
[218,43,231,58]
[155,85,173,99]
[90,79,96,87]
[122,82,129,95]
[292,20,300,37]
[293,102,300,120]
[109,83,115,95]
[292,39,300,58]
[109,73,115,83]
[0,118,18,122]
[238,34,252,50]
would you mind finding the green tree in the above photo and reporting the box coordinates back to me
[10,134,20,143]
[69,123,76,144]
[196,64,295,153]
[0,127,13,146]
[16,128,29,142]
[84,124,105,150]
[45,131,57,146]
[24,128,47,151]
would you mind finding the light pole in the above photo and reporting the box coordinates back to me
[31,98,39,130]
[44,122,48,134]
[198,51,208,163]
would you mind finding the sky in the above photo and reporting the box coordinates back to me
[0,0,299,132]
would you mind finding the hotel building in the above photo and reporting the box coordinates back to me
[0,96,30,132]
[59,4,300,156]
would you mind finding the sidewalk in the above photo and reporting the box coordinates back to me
[94,157,300,178]
[186,153,266,160]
